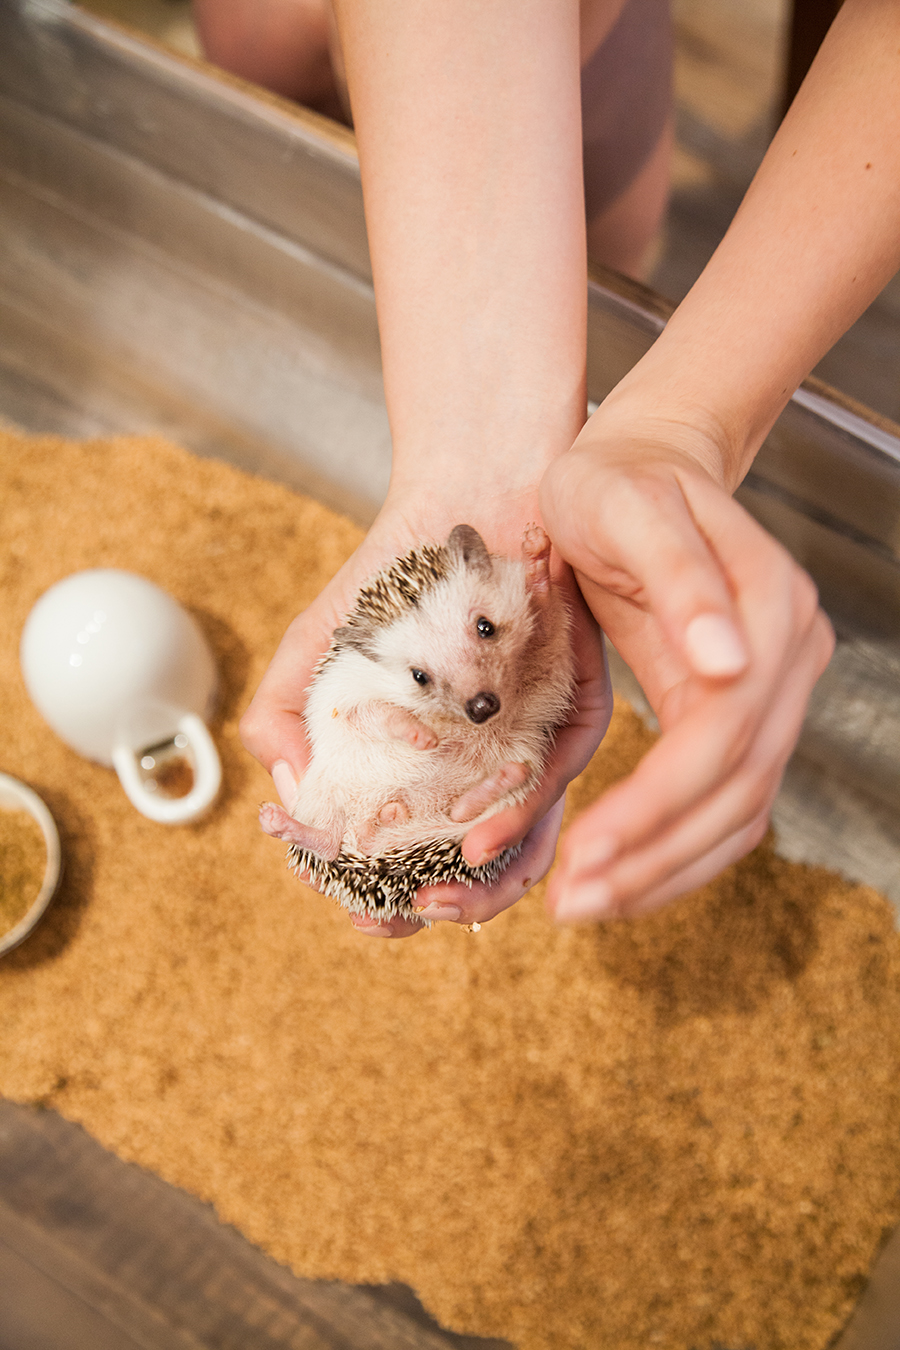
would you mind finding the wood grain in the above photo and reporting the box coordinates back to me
[0,1100,511,1350]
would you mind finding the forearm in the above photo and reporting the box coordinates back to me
[588,0,900,488]
[333,0,587,511]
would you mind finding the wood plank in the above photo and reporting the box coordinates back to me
[0,1100,511,1350]
[0,1200,203,1350]
[832,1224,900,1350]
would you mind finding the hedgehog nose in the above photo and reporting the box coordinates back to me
[466,691,500,723]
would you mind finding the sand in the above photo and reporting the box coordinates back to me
[1,428,899,1350]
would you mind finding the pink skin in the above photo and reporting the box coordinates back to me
[258,731,531,851]
[239,1,610,937]
[377,800,409,826]
[258,800,342,860]
[239,0,895,943]
[192,0,348,121]
[540,441,834,923]
[522,523,553,601]
[243,504,609,939]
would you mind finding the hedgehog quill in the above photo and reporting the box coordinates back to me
[260,524,576,923]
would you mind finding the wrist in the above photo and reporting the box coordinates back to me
[383,473,545,561]
[583,326,783,491]
[576,396,737,493]
[387,385,588,518]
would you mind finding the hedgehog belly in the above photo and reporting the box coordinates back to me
[285,838,517,923]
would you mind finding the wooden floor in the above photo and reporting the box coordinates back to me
[0,1098,511,1350]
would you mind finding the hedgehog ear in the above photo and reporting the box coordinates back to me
[447,524,492,578]
[333,624,379,660]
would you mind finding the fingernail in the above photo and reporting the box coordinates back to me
[684,614,748,678]
[553,880,613,924]
[353,920,395,938]
[415,903,462,923]
[272,760,297,808]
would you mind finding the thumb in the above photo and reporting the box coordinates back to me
[239,613,325,793]
[239,698,310,803]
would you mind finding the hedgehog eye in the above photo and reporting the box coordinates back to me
[476,616,495,639]
[411,668,430,686]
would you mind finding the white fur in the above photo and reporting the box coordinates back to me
[290,532,574,858]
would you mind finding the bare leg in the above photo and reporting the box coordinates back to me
[259,801,342,859]
[580,0,673,277]
[586,116,673,279]
[197,0,668,267]
[192,0,346,119]
[377,800,410,826]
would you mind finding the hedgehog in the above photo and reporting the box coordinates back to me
[259,523,575,924]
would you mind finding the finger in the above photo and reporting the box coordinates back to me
[239,603,338,775]
[351,913,425,939]
[551,751,782,921]
[549,808,770,925]
[414,798,566,927]
[562,596,831,874]
[622,809,771,917]
[672,473,833,687]
[602,471,750,677]
[550,607,832,916]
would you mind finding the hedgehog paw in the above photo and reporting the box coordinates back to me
[449,762,530,823]
[376,703,439,751]
[378,799,410,826]
[522,524,552,597]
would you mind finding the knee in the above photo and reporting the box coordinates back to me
[193,0,337,110]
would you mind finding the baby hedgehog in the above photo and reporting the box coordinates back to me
[260,523,575,923]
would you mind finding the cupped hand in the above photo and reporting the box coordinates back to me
[539,431,835,923]
[239,485,611,938]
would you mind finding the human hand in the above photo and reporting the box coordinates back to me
[539,428,835,923]
[239,485,611,938]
